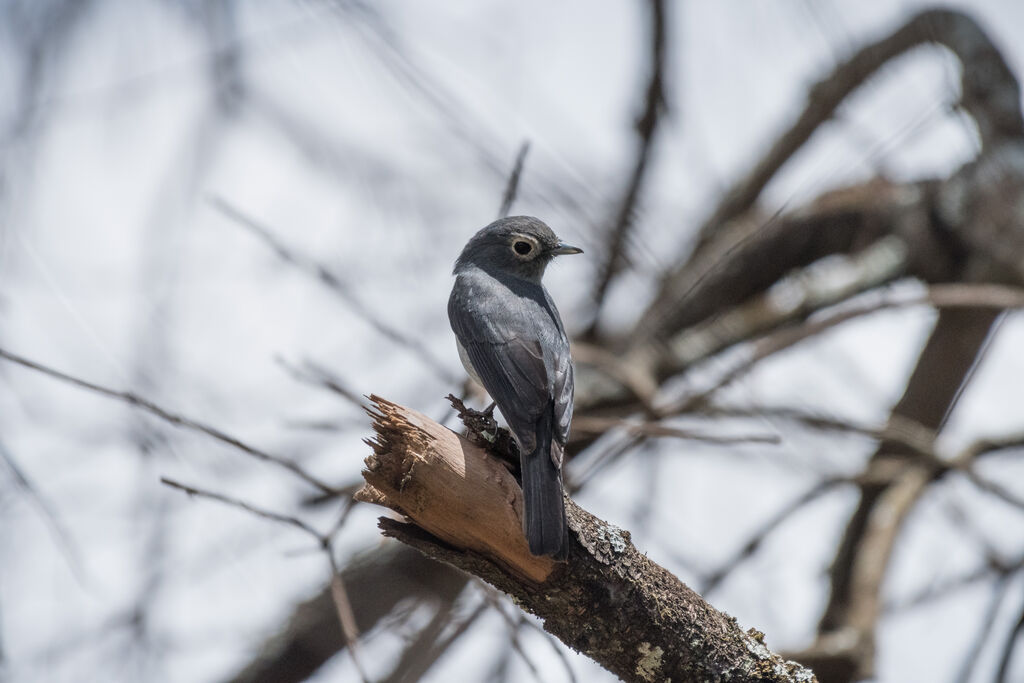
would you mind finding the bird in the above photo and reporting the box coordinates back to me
[448,216,582,560]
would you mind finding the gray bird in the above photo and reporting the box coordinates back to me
[448,216,582,560]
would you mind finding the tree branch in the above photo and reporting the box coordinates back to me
[0,346,337,494]
[641,7,1023,341]
[224,542,467,683]
[356,395,817,683]
[498,141,530,218]
[586,0,668,334]
[160,477,369,682]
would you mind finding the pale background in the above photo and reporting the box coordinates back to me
[1,1,1023,681]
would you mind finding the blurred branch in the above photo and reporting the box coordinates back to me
[997,600,1024,683]
[799,307,1003,682]
[276,356,366,410]
[357,395,817,682]
[160,477,368,683]
[572,415,779,445]
[701,477,852,595]
[492,599,580,683]
[377,588,474,683]
[482,592,544,682]
[161,477,322,539]
[209,195,461,385]
[658,234,909,377]
[700,405,938,458]
[640,6,1023,342]
[201,9,1024,683]
[0,438,89,586]
[586,0,668,334]
[890,552,1024,612]
[498,141,530,218]
[954,575,1015,683]
[0,346,337,494]
[226,541,467,683]
[673,282,1024,409]
[689,7,1020,257]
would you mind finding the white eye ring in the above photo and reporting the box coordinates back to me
[510,235,539,258]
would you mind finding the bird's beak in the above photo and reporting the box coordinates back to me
[551,242,584,256]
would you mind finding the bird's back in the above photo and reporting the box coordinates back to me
[448,265,573,451]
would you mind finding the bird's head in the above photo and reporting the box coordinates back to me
[454,216,583,282]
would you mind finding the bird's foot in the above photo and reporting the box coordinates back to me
[445,394,519,473]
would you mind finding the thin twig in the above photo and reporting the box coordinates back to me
[209,195,461,385]
[0,438,91,586]
[667,281,1024,402]
[160,477,369,682]
[962,469,1024,512]
[701,477,852,595]
[956,431,1024,462]
[640,8,1023,343]
[506,609,579,683]
[498,141,530,218]
[689,404,938,460]
[378,587,466,683]
[586,0,667,334]
[996,599,1024,683]
[686,8,1021,256]
[954,576,1013,683]
[328,558,366,680]
[161,477,322,537]
[276,356,366,410]
[0,347,336,494]
[888,555,1024,612]
[571,415,780,445]
[482,593,543,682]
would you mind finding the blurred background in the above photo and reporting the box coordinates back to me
[2,1,1024,681]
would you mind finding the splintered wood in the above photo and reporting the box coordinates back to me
[356,395,556,583]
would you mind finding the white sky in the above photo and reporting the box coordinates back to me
[1,1,1023,681]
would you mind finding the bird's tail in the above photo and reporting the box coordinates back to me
[521,410,568,560]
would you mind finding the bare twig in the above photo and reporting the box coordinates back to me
[0,346,337,494]
[476,581,579,682]
[161,477,323,542]
[954,576,1014,683]
[0,438,90,586]
[659,235,909,377]
[688,404,939,461]
[403,601,490,680]
[586,0,667,334]
[209,195,461,385]
[641,8,1023,342]
[226,543,468,683]
[276,356,366,410]
[571,415,779,446]
[482,592,544,682]
[160,478,368,682]
[996,600,1024,683]
[889,553,1024,612]
[956,431,1024,462]
[961,470,1024,512]
[701,477,852,595]
[498,141,530,218]
[687,8,1021,256]
[673,283,1024,409]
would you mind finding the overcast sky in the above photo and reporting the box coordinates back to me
[2,1,1023,681]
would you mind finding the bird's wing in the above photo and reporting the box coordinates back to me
[545,289,574,456]
[449,274,561,455]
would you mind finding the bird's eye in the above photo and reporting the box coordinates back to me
[513,241,533,255]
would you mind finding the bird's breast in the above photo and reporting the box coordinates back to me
[455,338,482,385]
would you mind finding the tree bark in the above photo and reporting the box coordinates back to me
[356,395,818,683]
[225,542,467,683]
